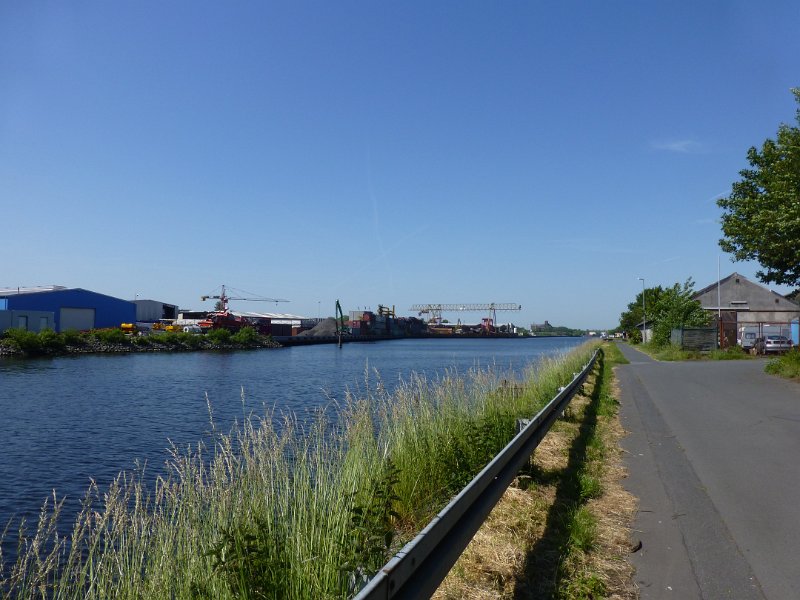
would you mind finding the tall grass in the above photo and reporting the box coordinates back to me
[765,348,800,378]
[1,343,597,599]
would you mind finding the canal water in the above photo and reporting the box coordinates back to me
[0,336,585,560]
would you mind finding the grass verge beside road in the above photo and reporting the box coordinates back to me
[765,349,800,379]
[635,342,753,362]
[434,343,637,599]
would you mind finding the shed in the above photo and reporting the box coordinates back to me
[0,286,136,332]
[133,299,179,323]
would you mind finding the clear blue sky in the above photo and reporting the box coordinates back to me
[2,2,799,328]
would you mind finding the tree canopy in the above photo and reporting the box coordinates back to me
[618,286,664,341]
[618,280,708,346]
[648,280,709,346]
[718,89,800,287]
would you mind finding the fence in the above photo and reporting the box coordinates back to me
[354,349,600,600]
[670,327,718,351]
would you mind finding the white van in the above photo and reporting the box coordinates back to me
[738,326,759,350]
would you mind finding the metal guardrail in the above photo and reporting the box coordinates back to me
[354,349,600,600]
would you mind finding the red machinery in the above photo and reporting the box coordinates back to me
[201,285,289,333]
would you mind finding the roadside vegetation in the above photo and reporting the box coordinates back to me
[0,326,277,357]
[765,348,800,379]
[434,341,636,599]
[636,342,753,362]
[616,279,761,362]
[0,342,598,599]
[618,279,709,347]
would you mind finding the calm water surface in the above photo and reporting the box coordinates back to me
[0,337,585,556]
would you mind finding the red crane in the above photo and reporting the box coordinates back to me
[200,285,290,332]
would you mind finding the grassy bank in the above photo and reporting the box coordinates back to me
[434,342,637,599]
[1,342,598,599]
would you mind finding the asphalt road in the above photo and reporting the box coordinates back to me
[615,343,800,600]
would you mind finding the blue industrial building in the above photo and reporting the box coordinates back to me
[0,286,136,332]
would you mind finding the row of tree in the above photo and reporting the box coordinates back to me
[618,280,708,345]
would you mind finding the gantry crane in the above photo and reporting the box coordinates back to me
[410,303,521,329]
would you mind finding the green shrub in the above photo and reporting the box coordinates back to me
[91,328,128,345]
[231,326,259,346]
[61,329,85,346]
[3,328,42,353]
[38,328,65,351]
[151,332,180,347]
[206,328,232,344]
[175,332,202,349]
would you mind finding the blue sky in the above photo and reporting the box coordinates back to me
[2,2,799,328]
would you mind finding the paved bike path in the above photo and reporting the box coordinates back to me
[615,343,800,599]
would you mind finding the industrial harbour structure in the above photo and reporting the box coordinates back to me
[0,284,527,344]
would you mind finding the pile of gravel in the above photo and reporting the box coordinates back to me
[297,318,340,337]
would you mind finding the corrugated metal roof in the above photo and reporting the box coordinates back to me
[0,285,68,295]
[233,310,308,320]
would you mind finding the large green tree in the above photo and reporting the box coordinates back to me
[718,89,800,287]
[618,286,664,341]
[649,279,709,346]
[618,280,708,346]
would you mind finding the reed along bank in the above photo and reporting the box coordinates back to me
[0,337,592,598]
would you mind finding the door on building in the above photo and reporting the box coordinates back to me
[718,310,738,348]
[60,308,95,332]
[16,315,28,330]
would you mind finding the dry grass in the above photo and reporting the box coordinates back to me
[433,351,638,599]
[583,377,637,599]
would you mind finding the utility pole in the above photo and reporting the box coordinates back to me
[638,277,646,343]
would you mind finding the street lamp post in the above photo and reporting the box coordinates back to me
[638,277,646,343]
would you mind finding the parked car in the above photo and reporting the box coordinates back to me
[753,335,793,354]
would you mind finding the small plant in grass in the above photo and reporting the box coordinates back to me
[766,349,800,378]
[339,460,401,593]
[205,518,290,599]
[708,346,750,360]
